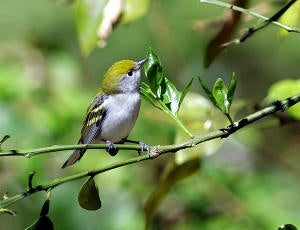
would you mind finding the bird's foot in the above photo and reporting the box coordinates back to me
[138,142,150,156]
[105,140,119,156]
[123,139,150,156]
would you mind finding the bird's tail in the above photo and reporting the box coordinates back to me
[62,148,86,168]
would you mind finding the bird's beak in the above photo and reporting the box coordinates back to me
[135,59,147,70]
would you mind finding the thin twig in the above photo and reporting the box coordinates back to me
[0,143,145,158]
[0,93,299,209]
[200,0,300,47]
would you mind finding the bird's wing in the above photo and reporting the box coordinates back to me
[62,93,108,168]
[80,93,108,144]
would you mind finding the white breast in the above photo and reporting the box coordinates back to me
[98,92,141,143]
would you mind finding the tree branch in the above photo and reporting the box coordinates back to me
[0,143,144,158]
[200,0,300,48]
[0,93,299,209]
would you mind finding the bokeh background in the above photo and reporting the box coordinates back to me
[0,0,299,229]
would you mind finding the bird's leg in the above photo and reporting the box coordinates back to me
[124,139,150,155]
[105,140,119,156]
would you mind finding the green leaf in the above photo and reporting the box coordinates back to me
[278,224,298,230]
[144,48,164,95]
[227,72,237,106]
[78,177,101,210]
[40,199,50,216]
[25,216,54,230]
[144,159,200,227]
[76,0,108,56]
[198,76,216,105]
[279,1,300,37]
[178,77,194,111]
[161,78,180,115]
[266,79,300,120]
[199,76,235,124]
[143,48,193,137]
[76,0,151,55]
[213,78,229,113]
[122,0,150,23]
[140,82,161,110]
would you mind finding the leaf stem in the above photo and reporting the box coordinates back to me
[160,102,194,138]
[225,113,234,125]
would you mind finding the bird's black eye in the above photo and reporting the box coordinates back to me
[127,70,133,76]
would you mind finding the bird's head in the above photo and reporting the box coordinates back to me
[101,59,147,94]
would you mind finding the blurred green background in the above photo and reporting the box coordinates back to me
[0,0,299,229]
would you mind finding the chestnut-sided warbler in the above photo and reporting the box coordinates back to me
[62,59,148,168]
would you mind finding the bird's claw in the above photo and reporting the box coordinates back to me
[138,142,150,156]
[106,140,119,156]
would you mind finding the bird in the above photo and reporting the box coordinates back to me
[62,59,148,168]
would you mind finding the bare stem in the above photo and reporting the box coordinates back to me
[200,0,300,33]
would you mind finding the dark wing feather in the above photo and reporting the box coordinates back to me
[62,93,108,168]
[80,93,107,144]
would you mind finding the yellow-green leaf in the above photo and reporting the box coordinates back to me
[78,177,101,210]
[122,0,150,23]
[76,0,150,56]
[213,78,229,113]
[266,79,300,120]
[279,1,300,37]
[76,0,108,56]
